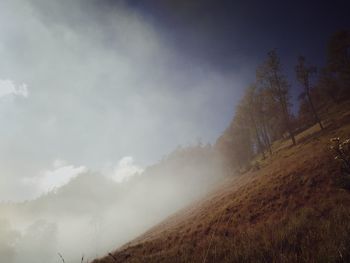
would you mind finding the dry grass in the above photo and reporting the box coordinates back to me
[92,102,350,263]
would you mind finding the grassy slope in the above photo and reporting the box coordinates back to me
[93,102,350,263]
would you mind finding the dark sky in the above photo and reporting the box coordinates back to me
[127,0,350,65]
[103,0,350,105]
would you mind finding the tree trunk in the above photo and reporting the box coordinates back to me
[272,72,296,146]
[306,92,324,130]
[249,110,266,159]
[281,95,296,146]
[262,123,273,155]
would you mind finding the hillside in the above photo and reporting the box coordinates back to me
[93,103,350,263]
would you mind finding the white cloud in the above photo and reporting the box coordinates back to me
[112,156,143,183]
[23,159,87,195]
[0,78,28,98]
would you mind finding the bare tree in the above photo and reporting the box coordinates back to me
[295,56,324,130]
[240,85,267,159]
[258,50,296,145]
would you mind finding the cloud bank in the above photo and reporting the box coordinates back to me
[0,0,244,201]
[111,156,144,183]
[0,79,28,98]
[22,159,87,197]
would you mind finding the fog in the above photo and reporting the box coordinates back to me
[0,0,243,262]
[0,145,225,262]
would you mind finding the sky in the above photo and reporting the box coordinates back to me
[0,0,349,201]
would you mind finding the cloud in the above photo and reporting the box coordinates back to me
[0,0,243,202]
[111,156,143,183]
[0,79,28,98]
[23,159,87,196]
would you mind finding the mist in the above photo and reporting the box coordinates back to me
[0,0,238,262]
[0,0,245,202]
[0,144,225,262]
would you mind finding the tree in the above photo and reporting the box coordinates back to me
[317,67,341,103]
[216,117,254,172]
[327,30,350,100]
[297,96,314,128]
[327,30,350,75]
[295,56,324,130]
[240,85,267,159]
[254,88,273,155]
[257,50,296,145]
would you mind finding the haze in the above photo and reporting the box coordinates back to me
[0,0,244,201]
[0,0,235,262]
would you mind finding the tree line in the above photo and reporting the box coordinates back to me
[216,30,350,172]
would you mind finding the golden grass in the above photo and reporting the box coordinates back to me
[93,103,350,263]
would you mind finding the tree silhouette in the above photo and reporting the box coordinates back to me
[295,56,323,130]
[258,50,296,145]
[327,30,350,100]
